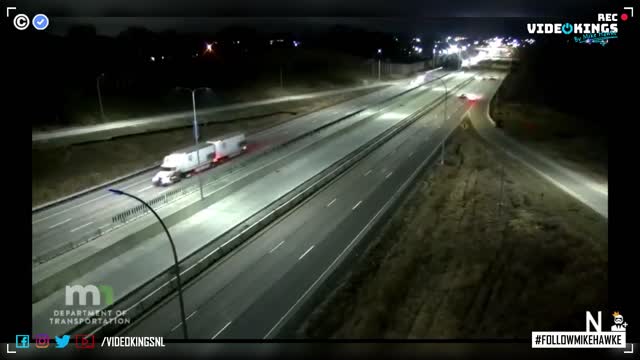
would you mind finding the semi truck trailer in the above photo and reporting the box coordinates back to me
[152,132,247,186]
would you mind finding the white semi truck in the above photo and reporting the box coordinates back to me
[152,132,247,186]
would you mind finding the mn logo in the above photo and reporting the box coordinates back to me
[65,285,114,306]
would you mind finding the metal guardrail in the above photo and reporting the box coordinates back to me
[67,74,475,338]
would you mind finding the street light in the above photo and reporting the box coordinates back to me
[376,49,382,81]
[108,188,189,340]
[96,73,106,120]
[435,77,448,165]
[176,87,211,200]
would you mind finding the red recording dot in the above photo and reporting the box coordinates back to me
[621,13,628,21]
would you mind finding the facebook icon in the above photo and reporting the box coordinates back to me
[16,335,30,349]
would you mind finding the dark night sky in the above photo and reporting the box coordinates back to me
[17,0,611,17]
[15,0,616,36]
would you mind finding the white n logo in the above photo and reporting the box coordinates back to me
[585,311,602,332]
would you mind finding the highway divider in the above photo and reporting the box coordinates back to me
[31,69,441,215]
[31,70,448,269]
[68,74,475,337]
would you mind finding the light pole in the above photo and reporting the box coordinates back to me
[96,73,105,121]
[377,48,382,81]
[177,87,211,200]
[433,45,437,68]
[436,77,448,165]
[108,188,189,340]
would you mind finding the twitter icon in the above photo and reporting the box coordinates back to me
[55,335,70,348]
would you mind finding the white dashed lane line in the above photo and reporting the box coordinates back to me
[298,245,315,260]
[49,218,71,229]
[70,221,94,233]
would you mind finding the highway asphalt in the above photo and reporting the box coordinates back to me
[32,71,478,336]
[31,70,448,261]
[118,75,493,339]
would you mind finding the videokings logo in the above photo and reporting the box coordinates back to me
[532,311,634,354]
[526,7,634,46]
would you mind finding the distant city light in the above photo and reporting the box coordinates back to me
[474,40,479,45]
[150,56,155,62]
[394,37,399,42]
[377,48,382,54]
[161,56,164,60]
[269,40,274,45]
[413,37,421,43]
[205,43,213,52]
[293,40,300,47]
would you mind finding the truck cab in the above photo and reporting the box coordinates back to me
[152,166,181,186]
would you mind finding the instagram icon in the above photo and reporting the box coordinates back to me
[34,334,50,349]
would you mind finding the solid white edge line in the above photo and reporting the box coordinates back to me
[263,203,388,339]
[326,198,337,207]
[352,201,362,210]
[211,321,232,339]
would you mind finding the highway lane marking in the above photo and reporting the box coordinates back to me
[48,218,71,229]
[269,241,285,254]
[326,198,337,207]
[386,172,393,179]
[70,221,94,233]
[263,197,389,339]
[211,321,232,339]
[137,185,153,193]
[364,170,372,176]
[170,311,198,333]
[32,177,151,225]
[409,152,414,158]
[352,201,362,210]
[299,245,315,260]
